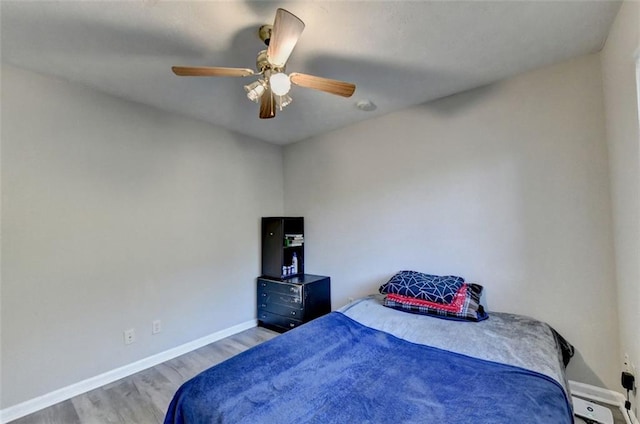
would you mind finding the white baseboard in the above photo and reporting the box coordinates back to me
[0,319,257,424]
[570,380,639,424]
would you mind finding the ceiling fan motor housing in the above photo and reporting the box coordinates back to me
[259,25,272,46]
[256,50,284,74]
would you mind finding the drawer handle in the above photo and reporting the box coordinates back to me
[261,293,267,297]
[260,282,266,287]
[261,314,267,319]
[290,311,296,316]
[260,304,267,308]
[289,323,295,328]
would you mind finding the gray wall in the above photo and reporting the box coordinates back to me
[284,54,620,389]
[1,65,283,408]
[601,1,640,415]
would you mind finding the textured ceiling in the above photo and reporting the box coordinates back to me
[1,1,621,145]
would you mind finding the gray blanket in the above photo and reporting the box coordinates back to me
[341,294,569,395]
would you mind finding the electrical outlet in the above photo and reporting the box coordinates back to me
[348,297,354,303]
[124,328,136,345]
[152,320,162,335]
[624,353,631,371]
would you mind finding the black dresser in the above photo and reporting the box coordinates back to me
[257,274,331,332]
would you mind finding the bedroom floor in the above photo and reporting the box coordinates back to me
[8,326,280,424]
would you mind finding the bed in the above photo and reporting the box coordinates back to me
[164,294,573,423]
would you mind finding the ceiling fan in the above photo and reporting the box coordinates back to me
[172,8,356,119]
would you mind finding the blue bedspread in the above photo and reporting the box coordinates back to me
[164,312,572,424]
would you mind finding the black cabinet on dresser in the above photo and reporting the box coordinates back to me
[257,274,331,332]
[262,217,304,279]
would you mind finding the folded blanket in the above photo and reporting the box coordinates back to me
[386,283,468,312]
[384,283,487,321]
[379,270,465,304]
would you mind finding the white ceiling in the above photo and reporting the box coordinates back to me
[1,1,621,145]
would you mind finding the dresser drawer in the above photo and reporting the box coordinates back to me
[257,310,302,331]
[258,288,303,308]
[257,279,302,296]
[257,301,304,319]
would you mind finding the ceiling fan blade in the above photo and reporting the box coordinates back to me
[266,9,305,67]
[259,86,276,119]
[289,73,356,98]
[172,66,255,77]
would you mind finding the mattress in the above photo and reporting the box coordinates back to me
[164,295,572,423]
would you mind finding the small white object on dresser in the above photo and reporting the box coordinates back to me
[573,396,614,424]
[570,380,639,424]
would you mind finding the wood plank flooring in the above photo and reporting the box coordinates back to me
[9,326,279,424]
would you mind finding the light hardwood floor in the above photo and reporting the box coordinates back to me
[9,326,279,424]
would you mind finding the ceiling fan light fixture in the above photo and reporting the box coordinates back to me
[244,80,267,103]
[276,94,293,111]
[269,72,291,96]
